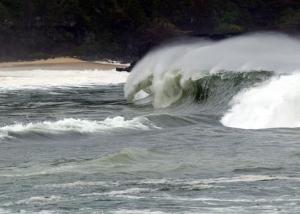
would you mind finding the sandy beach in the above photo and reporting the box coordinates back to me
[0,57,127,71]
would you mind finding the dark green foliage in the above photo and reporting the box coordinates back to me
[0,0,299,61]
[279,8,300,30]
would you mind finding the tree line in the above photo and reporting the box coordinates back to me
[0,0,299,61]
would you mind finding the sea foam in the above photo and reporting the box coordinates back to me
[221,73,300,129]
[0,116,157,139]
[0,69,129,90]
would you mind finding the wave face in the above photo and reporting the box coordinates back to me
[0,69,129,90]
[0,116,157,139]
[125,33,300,129]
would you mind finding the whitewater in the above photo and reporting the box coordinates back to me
[1,33,300,214]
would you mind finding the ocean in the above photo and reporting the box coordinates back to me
[1,33,300,214]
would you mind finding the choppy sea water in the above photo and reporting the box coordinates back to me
[2,33,300,214]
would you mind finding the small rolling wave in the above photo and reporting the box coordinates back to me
[0,148,165,177]
[0,116,158,139]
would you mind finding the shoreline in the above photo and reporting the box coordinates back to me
[0,57,128,71]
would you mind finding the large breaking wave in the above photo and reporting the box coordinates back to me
[125,33,300,129]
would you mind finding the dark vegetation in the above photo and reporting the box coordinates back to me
[0,0,299,61]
